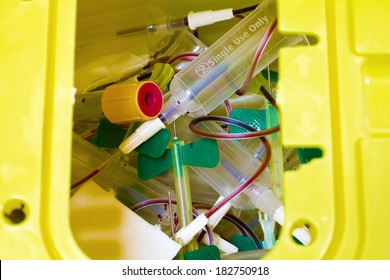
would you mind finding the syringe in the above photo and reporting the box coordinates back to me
[119,0,303,154]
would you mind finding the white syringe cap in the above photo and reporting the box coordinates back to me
[119,118,165,154]
[188,9,234,30]
[175,213,209,246]
[201,232,238,254]
[218,237,239,254]
[292,227,311,246]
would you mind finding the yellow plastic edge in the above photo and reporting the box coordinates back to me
[265,0,390,259]
[0,0,87,259]
[40,0,88,259]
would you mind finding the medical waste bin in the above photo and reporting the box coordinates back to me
[1,0,389,259]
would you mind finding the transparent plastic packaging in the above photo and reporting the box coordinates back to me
[160,30,208,73]
[72,134,168,195]
[72,133,184,231]
[72,133,218,206]
[162,30,208,57]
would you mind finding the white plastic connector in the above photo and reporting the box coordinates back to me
[175,213,209,246]
[217,236,239,254]
[119,118,165,154]
[292,227,311,246]
[187,9,234,30]
[272,206,312,246]
[207,196,232,230]
[202,232,238,254]
[272,205,285,226]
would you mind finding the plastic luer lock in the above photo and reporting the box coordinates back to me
[120,0,304,154]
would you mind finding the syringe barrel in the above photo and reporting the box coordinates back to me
[160,0,303,125]
[165,1,300,121]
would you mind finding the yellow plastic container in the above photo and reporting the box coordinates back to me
[1,0,389,259]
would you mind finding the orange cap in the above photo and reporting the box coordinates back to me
[101,81,163,124]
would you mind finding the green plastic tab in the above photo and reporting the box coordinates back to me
[266,102,280,140]
[268,103,279,128]
[230,235,258,252]
[182,138,219,168]
[137,138,219,180]
[92,119,126,148]
[229,109,268,134]
[261,69,279,82]
[183,245,221,260]
[296,148,323,164]
[135,129,171,158]
[137,149,172,180]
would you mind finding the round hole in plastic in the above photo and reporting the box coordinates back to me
[3,198,29,225]
[290,219,316,246]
